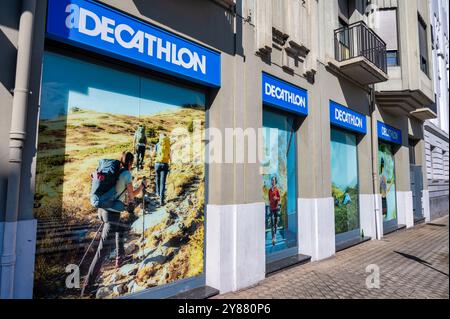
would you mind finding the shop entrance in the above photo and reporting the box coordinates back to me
[410,165,424,222]
[378,142,399,233]
[262,108,298,263]
[330,128,361,245]
[409,138,424,222]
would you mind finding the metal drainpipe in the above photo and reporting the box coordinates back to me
[0,0,36,299]
[369,84,381,240]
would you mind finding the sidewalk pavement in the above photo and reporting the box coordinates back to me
[213,216,449,299]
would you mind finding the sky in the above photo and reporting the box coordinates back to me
[40,51,205,120]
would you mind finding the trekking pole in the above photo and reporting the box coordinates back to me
[141,177,147,260]
[78,221,103,269]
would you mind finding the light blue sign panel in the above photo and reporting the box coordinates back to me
[46,0,221,87]
[262,73,308,116]
[377,121,402,145]
[329,101,367,134]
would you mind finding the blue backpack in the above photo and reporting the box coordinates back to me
[90,159,124,209]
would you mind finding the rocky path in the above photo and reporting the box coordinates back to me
[90,166,201,299]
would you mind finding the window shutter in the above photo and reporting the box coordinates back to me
[375,9,398,51]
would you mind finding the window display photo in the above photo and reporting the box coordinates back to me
[378,142,397,222]
[330,128,360,236]
[34,51,206,299]
[262,109,298,257]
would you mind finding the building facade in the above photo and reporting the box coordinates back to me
[426,0,449,220]
[0,0,437,299]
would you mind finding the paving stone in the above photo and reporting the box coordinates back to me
[213,216,449,299]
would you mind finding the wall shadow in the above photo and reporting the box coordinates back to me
[0,30,17,95]
[132,0,241,56]
[0,1,20,220]
[338,78,371,116]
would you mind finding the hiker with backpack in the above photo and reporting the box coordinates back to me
[134,125,147,171]
[151,133,171,206]
[81,152,147,296]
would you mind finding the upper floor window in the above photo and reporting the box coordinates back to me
[418,14,429,75]
[375,9,399,67]
[386,51,399,67]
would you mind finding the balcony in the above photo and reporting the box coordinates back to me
[329,21,388,85]
[375,91,437,121]
[410,100,437,121]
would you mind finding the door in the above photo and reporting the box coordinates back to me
[262,108,298,262]
[410,165,424,221]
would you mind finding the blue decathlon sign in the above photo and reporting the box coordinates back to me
[46,0,221,87]
[329,101,367,134]
[262,73,308,116]
[377,121,402,145]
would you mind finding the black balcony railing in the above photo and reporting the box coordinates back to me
[334,21,388,74]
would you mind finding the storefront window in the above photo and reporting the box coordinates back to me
[378,142,397,222]
[330,128,360,235]
[34,51,206,298]
[262,109,298,257]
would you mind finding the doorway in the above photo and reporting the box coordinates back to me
[409,138,424,222]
